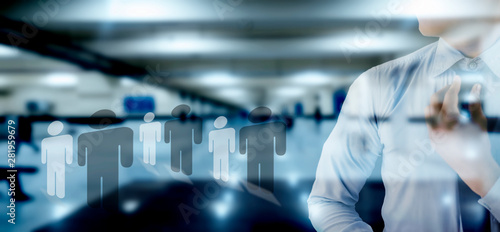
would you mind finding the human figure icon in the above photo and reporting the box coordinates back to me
[78,110,133,211]
[209,116,235,182]
[165,104,203,175]
[240,107,286,193]
[41,121,73,198]
[140,112,161,165]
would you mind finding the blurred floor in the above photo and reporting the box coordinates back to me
[0,117,341,231]
[0,116,492,231]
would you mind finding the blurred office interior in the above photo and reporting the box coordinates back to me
[1,0,489,231]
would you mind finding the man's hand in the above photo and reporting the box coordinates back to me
[425,76,500,197]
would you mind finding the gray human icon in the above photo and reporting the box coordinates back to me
[165,104,203,175]
[41,121,73,198]
[78,110,133,211]
[140,112,161,165]
[240,107,286,193]
[209,116,235,182]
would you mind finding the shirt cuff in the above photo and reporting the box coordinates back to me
[478,177,500,220]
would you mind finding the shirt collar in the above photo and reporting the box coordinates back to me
[479,26,500,78]
[431,38,465,78]
[432,26,500,78]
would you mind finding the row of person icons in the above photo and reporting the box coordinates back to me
[41,105,286,211]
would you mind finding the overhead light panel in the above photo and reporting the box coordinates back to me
[291,71,332,86]
[198,72,241,87]
[44,73,78,87]
[275,87,307,97]
[0,45,19,57]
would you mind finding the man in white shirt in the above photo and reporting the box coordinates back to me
[308,0,500,231]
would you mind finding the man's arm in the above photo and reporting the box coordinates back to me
[478,178,500,221]
[308,75,383,232]
[425,78,500,220]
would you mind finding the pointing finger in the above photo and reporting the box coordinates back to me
[442,76,461,129]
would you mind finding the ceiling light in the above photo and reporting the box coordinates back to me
[44,73,78,87]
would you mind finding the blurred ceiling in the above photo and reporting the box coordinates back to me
[0,0,437,109]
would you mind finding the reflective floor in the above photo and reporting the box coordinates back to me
[0,117,343,231]
[0,116,495,231]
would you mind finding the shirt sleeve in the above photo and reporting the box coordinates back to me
[478,177,500,221]
[308,72,384,232]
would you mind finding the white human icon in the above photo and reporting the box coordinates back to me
[140,112,161,165]
[41,121,73,198]
[208,116,235,182]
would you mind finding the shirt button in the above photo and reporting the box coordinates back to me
[468,60,478,70]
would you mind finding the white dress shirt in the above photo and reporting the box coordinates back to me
[308,37,500,231]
